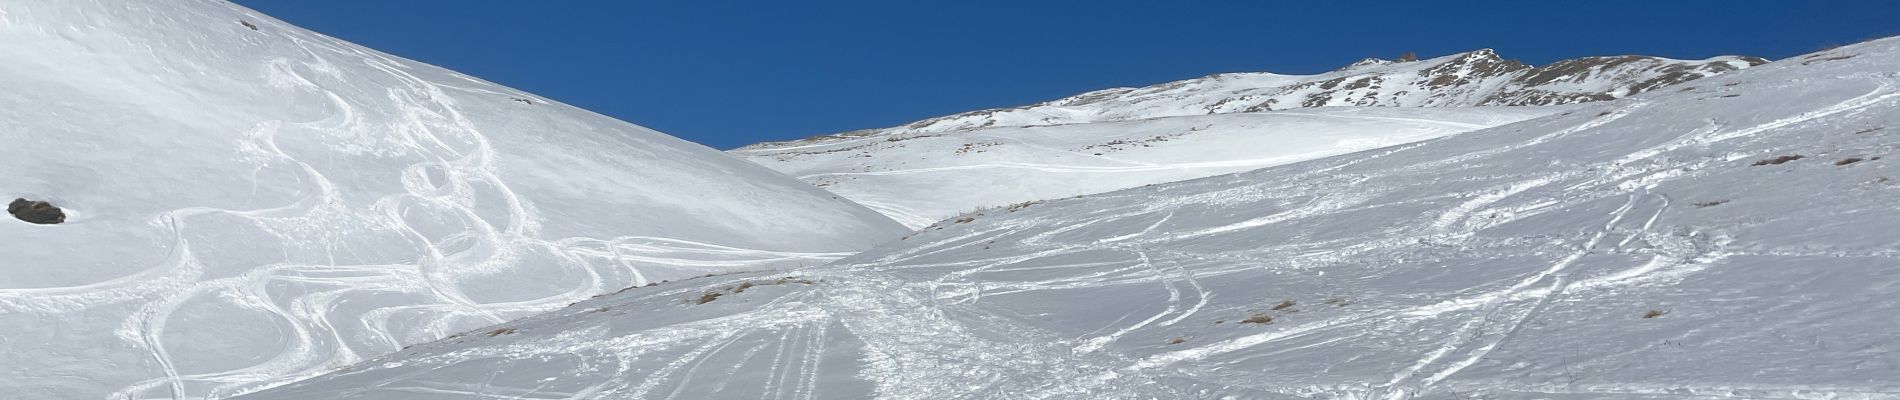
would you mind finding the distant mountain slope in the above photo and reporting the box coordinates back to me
[742,49,1763,149]
[737,107,1563,227]
[0,0,904,398]
[248,36,1899,400]
[736,51,1762,227]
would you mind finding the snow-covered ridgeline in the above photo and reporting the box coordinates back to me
[0,1,904,399]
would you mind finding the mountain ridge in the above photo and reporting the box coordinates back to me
[740,49,1764,151]
[731,49,1765,227]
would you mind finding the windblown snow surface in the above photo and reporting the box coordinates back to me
[246,38,1900,399]
[734,51,1760,228]
[734,108,1564,228]
[0,1,905,399]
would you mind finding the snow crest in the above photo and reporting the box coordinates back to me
[0,1,904,399]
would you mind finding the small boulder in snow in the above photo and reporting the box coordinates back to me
[8,198,65,225]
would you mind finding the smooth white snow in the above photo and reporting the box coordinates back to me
[737,107,1566,227]
[0,1,905,399]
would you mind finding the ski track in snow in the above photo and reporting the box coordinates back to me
[0,8,888,398]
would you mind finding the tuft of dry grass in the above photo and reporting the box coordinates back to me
[773,277,817,285]
[486,327,518,337]
[1752,155,1805,166]
[955,217,976,224]
[695,277,818,305]
[1643,310,1667,319]
[1801,54,1858,65]
[1241,314,1274,324]
[1837,157,1865,166]
[1856,127,1884,134]
[1271,299,1297,311]
[1168,337,1186,345]
[1692,200,1729,208]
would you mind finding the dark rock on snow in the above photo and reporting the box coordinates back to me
[9,198,65,224]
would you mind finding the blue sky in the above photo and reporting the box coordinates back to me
[233,1,1900,149]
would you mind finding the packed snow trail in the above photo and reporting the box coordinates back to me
[0,1,905,399]
[247,37,1900,399]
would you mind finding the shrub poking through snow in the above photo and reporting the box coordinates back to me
[1271,299,1297,311]
[1241,314,1274,324]
[1643,310,1668,319]
[1837,157,1865,165]
[1168,337,1186,345]
[1693,200,1729,208]
[486,327,518,337]
[694,277,818,305]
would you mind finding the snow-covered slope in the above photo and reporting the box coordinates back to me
[735,50,1763,227]
[248,37,1900,399]
[737,107,1563,227]
[0,1,906,399]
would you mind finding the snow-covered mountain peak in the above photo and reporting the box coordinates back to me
[1341,51,1420,71]
[1342,57,1398,70]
